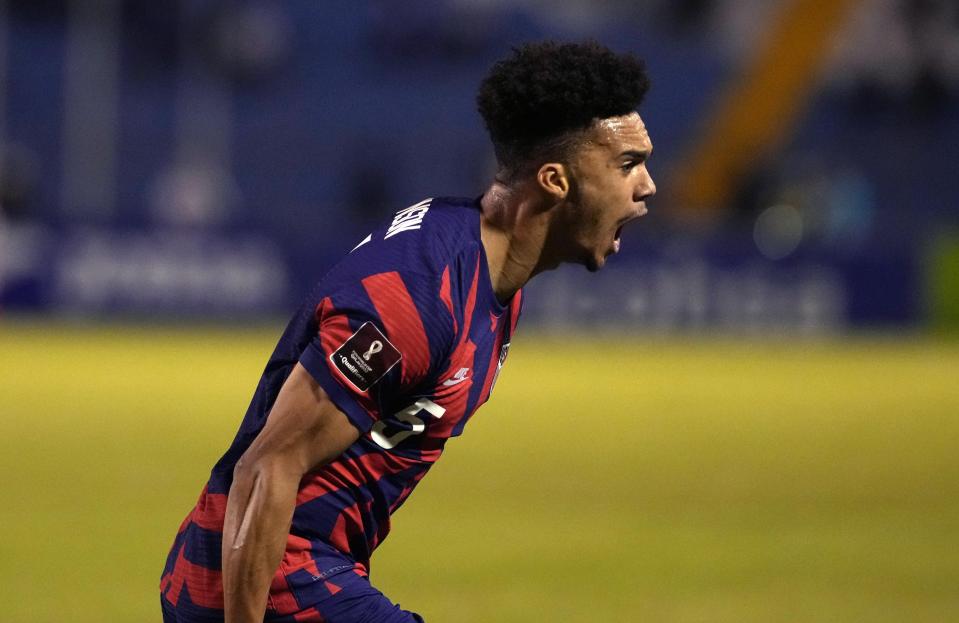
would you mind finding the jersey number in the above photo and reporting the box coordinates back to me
[370,398,445,449]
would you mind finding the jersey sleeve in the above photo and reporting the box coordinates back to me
[298,270,455,434]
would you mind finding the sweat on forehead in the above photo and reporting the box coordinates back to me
[585,113,650,150]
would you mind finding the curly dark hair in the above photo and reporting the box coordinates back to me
[477,40,650,180]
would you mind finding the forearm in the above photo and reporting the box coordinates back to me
[219,363,361,621]
[221,462,300,623]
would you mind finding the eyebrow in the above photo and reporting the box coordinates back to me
[619,149,651,159]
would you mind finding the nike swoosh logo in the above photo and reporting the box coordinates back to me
[442,368,470,387]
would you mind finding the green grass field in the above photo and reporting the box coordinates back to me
[1,323,958,622]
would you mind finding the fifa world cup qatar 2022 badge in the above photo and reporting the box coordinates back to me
[330,322,403,392]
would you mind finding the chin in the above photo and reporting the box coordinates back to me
[568,244,606,272]
[583,254,605,272]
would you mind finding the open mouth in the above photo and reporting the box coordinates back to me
[612,223,626,254]
[612,207,648,252]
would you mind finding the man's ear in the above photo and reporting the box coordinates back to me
[536,162,570,201]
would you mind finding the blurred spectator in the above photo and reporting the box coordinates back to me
[196,2,292,84]
[826,0,959,116]
[0,143,45,309]
[149,156,239,227]
[0,143,40,222]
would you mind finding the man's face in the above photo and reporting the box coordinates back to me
[559,112,656,271]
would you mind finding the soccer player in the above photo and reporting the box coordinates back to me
[160,40,655,623]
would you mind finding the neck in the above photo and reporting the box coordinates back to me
[479,180,556,305]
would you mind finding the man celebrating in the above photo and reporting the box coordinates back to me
[160,40,655,623]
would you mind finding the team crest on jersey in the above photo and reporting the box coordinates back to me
[330,322,402,392]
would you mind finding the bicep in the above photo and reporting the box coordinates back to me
[239,363,360,477]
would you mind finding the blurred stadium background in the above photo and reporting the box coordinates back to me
[1,1,958,622]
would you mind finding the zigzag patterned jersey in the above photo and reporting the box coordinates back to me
[160,196,522,618]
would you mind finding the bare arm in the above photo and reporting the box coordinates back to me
[222,363,360,623]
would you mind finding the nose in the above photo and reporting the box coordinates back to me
[635,169,656,202]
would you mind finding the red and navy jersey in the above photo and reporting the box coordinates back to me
[161,196,522,615]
